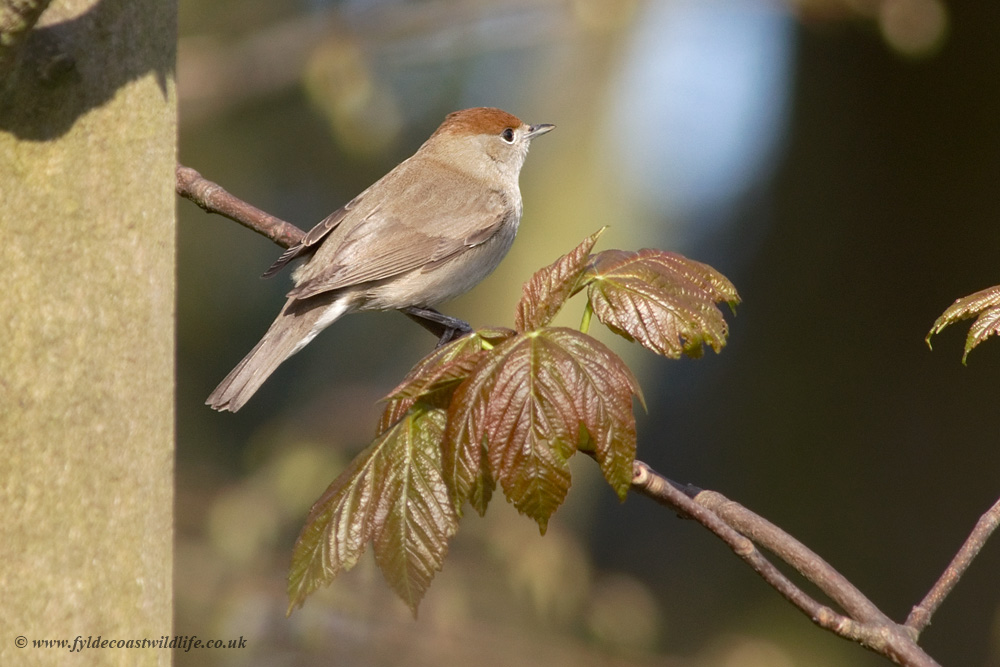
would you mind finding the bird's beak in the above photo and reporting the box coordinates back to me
[525,123,555,140]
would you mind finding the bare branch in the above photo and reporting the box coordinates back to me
[175,164,304,249]
[630,464,850,629]
[631,461,941,667]
[693,489,888,625]
[906,495,1000,633]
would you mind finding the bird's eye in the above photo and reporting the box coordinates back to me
[501,128,515,143]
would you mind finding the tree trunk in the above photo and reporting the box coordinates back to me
[0,0,175,664]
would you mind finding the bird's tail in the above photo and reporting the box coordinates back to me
[206,296,350,412]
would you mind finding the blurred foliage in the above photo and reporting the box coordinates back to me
[176,0,1000,665]
[790,0,949,57]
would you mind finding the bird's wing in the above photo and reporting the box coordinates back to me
[260,195,362,279]
[287,164,511,300]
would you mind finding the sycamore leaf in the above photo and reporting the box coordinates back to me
[626,249,741,307]
[583,249,740,359]
[441,341,509,519]
[371,407,455,613]
[926,285,1000,364]
[446,328,641,532]
[378,328,515,436]
[288,403,456,615]
[442,431,494,520]
[545,328,643,500]
[514,228,606,332]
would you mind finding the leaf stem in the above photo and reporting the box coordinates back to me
[580,299,593,334]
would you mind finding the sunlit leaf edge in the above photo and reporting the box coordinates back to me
[926,284,1000,364]
[513,227,607,332]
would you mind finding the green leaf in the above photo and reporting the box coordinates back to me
[926,284,1000,364]
[446,328,641,532]
[584,249,740,358]
[514,227,606,332]
[287,443,379,616]
[288,403,457,615]
[371,407,455,613]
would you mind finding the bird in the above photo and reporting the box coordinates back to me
[206,107,554,412]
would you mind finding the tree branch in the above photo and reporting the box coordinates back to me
[692,488,889,625]
[175,164,304,249]
[905,495,1000,633]
[630,463,846,621]
[631,461,940,667]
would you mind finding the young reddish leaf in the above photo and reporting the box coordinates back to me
[584,249,740,359]
[542,328,642,499]
[443,434,494,519]
[926,284,1000,364]
[447,328,641,532]
[480,334,576,533]
[288,403,457,616]
[514,227,606,332]
[443,341,514,518]
[622,249,740,307]
[378,328,515,435]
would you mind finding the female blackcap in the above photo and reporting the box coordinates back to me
[207,107,554,412]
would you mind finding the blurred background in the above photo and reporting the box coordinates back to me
[176,0,1000,665]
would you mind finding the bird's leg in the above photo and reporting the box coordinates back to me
[401,306,473,347]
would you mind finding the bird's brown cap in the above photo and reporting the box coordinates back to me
[431,107,525,138]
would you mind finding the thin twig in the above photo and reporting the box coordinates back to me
[631,463,842,620]
[175,164,304,249]
[906,495,1000,633]
[693,489,889,626]
[631,461,940,667]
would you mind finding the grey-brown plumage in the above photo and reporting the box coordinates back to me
[206,108,554,412]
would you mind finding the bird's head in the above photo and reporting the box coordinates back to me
[422,107,554,182]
